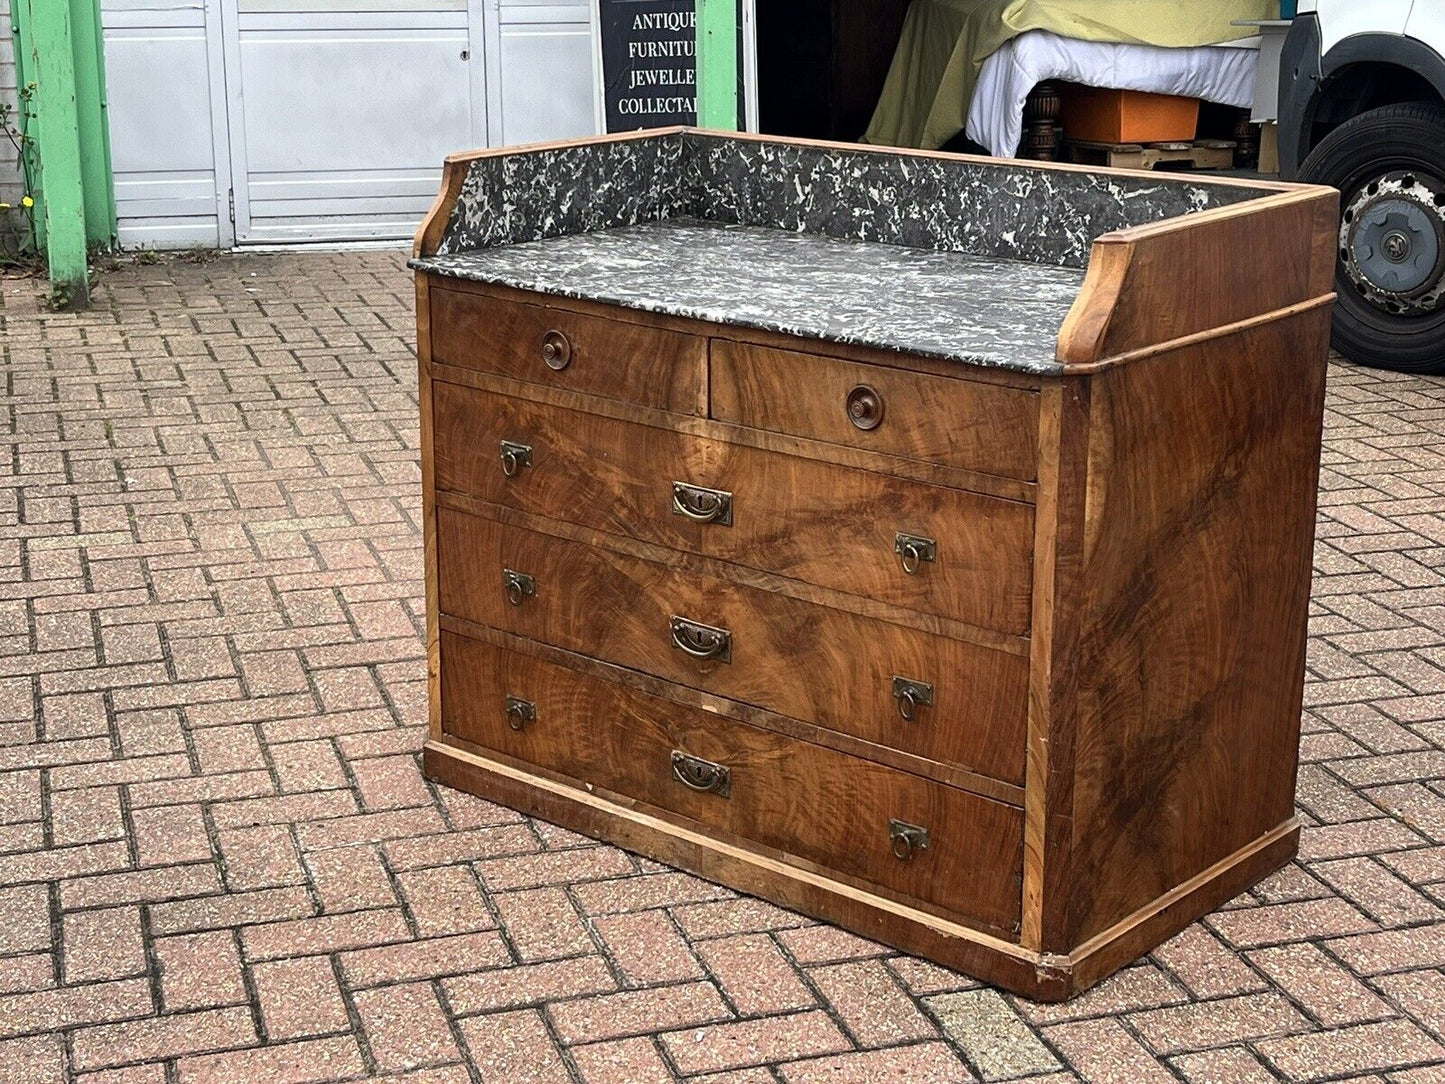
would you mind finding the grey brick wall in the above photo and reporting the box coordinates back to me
[0,7,24,203]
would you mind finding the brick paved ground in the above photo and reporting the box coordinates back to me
[1,250,1443,1083]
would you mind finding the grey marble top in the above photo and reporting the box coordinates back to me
[413,218,1086,374]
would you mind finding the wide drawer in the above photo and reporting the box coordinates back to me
[440,632,1024,935]
[432,382,1035,634]
[438,507,1029,785]
[429,287,706,414]
[711,340,1040,481]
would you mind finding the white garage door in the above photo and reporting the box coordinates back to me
[104,0,232,247]
[102,0,597,246]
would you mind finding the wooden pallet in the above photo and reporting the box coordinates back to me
[1065,139,1237,172]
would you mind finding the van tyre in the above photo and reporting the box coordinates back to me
[1300,102,1445,375]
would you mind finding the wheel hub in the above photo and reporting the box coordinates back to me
[1381,229,1411,263]
[1341,173,1445,316]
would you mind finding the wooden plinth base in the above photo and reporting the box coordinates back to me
[425,739,1299,1002]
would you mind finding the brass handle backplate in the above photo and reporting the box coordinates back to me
[500,440,532,478]
[670,616,732,663]
[892,676,934,721]
[894,532,937,576]
[505,696,536,731]
[672,482,733,526]
[671,750,731,797]
[889,819,930,860]
[540,329,572,370]
[846,384,884,431]
[503,568,536,606]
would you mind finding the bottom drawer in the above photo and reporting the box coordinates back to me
[440,631,1024,937]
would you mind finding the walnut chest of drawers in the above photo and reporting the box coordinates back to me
[412,130,1338,1000]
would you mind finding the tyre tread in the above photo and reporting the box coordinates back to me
[1299,101,1445,375]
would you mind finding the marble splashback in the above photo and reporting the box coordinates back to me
[438,135,682,256]
[434,130,1271,268]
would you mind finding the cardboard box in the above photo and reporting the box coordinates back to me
[1060,85,1201,145]
[1258,121,1280,174]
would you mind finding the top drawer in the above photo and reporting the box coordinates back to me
[711,341,1040,481]
[428,287,707,415]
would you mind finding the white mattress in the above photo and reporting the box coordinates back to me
[966,29,1260,158]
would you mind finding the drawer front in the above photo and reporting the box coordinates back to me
[438,508,1029,785]
[433,382,1035,634]
[711,340,1040,481]
[441,632,1024,934]
[429,287,706,414]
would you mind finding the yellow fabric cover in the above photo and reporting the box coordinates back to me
[863,0,1277,150]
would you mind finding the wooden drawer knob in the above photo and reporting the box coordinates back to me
[540,329,572,371]
[846,385,884,431]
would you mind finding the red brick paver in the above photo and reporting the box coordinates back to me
[1,251,1444,1081]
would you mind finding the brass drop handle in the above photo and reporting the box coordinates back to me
[540,329,572,370]
[892,677,934,721]
[894,532,937,576]
[500,440,532,478]
[889,819,930,860]
[505,696,536,731]
[503,568,536,607]
[671,750,731,797]
[846,385,884,431]
[672,482,733,526]
[670,616,732,663]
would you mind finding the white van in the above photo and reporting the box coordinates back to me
[1281,1,1445,373]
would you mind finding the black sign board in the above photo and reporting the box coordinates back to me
[594,0,747,132]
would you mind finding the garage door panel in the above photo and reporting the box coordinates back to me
[230,4,476,240]
[495,22,594,145]
[103,3,226,247]
[236,212,430,241]
[246,173,439,220]
[242,168,444,201]
[234,22,471,172]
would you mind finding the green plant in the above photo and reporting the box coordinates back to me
[43,281,80,310]
[0,84,42,273]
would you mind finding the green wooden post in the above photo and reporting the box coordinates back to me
[695,0,738,130]
[10,0,117,252]
[69,0,117,248]
[18,0,93,305]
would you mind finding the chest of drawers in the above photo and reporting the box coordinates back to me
[412,130,1336,1000]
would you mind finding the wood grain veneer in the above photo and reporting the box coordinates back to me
[440,633,1025,935]
[437,507,1030,786]
[709,339,1041,480]
[432,381,1036,634]
[429,286,707,415]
